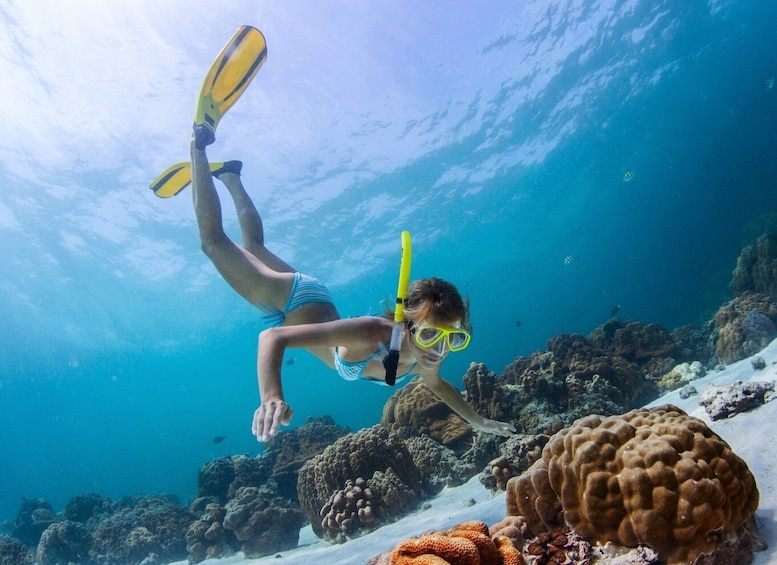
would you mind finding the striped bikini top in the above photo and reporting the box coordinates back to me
[333,344,419,386]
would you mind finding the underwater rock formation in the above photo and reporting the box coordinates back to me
[714,291,777,363]
[264,415,351,501]
[297,424,422,542]
[698,379,776,420]
[367,521,524,565]
[381,377,474,449]
[503,405,760,564]
[221,486,304,558]
[730,233,777,300]
[36,520,91,565]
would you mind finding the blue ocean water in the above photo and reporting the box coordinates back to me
[2,0,777,526]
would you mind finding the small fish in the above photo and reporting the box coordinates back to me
[515,320,522,328]
[622,170,635,182]
[563,255,573,265]
[766,74,775,90]
[611,304,621,316]
[212,436,226,444]
[285,357,296,366]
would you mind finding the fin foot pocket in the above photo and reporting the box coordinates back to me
[193,124,215,150]
[211,160,243,178]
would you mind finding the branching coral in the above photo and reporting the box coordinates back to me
[504,405,760,564]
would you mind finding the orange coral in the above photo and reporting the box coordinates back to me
[386,521,524,565]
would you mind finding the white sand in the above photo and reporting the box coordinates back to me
[178,339,777,565]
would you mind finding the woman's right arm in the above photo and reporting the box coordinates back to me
[251,317,388,441]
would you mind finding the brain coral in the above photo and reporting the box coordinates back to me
[505,405,759,564]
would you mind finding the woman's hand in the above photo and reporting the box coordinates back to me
[252,399,294,442]
[473,417,517,437]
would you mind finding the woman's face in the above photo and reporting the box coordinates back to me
[405,317,462,368]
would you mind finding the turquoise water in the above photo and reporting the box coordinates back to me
[2,1,777,524]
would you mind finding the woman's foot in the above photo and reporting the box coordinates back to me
[211,160,243,179]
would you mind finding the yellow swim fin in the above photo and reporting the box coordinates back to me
[193,25,267,149]
[149,161,226,198]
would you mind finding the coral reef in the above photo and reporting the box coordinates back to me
[63,493,112,524]
[730,233,777,300]
[714,291,777,363]
[480,434,549,491]
[264,415,351,501]
[221,487,304,558]
[0,535,34,565]
[496,323,669,435]
[403,434,477,495]
[36,521,91,565]
[698,379,776,420]
[297,425,422,541]
[89,497,194,564]
[671,321,719,367]
[196,454,273,505]
[381,377,474,449]
[656,360,707,394]
[523,530,594,565]
[464,363,510,422]
[587,320,681,376]
[504,405,759,564]
[11,498,58,548]
[185,502,239,563]
[367,521,524,565]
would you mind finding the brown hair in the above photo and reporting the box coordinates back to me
[385,277,471,331]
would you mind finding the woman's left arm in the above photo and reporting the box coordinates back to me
[421,372,516,437]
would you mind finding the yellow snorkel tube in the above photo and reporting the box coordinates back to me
[383,231,412,386]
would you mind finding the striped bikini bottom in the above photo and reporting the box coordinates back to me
[258,272,335,327]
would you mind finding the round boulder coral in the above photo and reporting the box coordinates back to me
[506,405,759,564]
[297,425,422,541]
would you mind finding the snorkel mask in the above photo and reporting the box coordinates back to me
[407,321,471,354]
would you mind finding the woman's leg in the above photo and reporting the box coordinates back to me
[214,164,297,274]
[190,142,293,310]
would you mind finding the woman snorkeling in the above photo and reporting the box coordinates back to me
[189,137,516,443]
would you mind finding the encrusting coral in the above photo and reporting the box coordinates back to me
[367,521,524,565]
[504,405,760,564]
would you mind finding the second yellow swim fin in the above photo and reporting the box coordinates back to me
[193,25,267,149]
[149,161,226,198]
